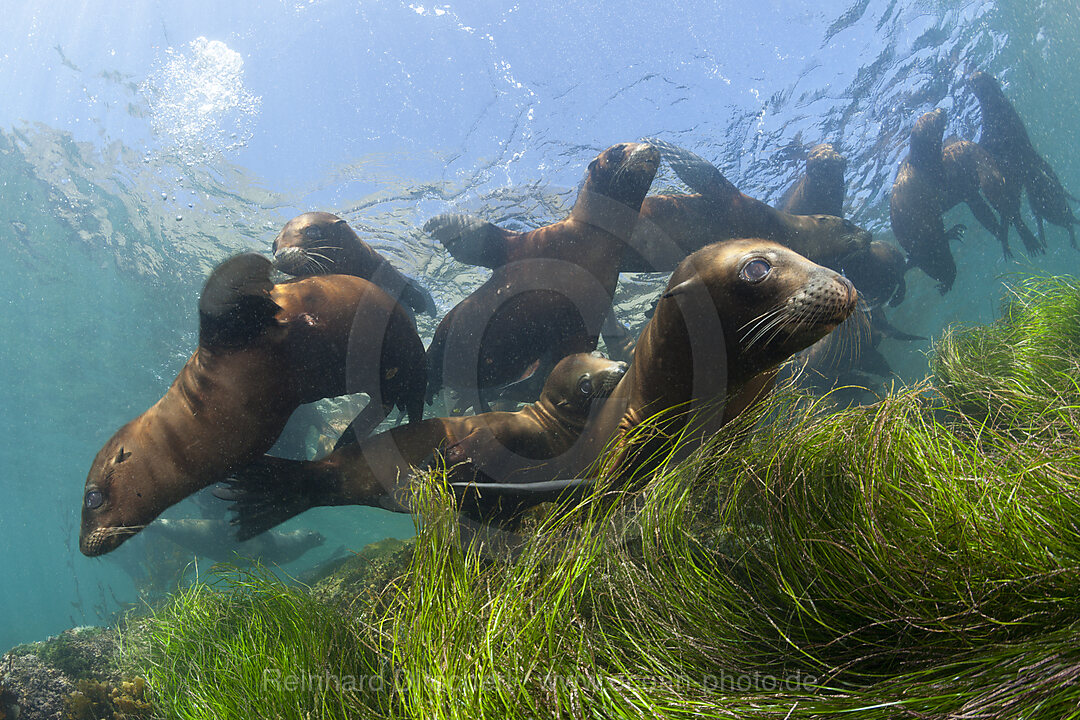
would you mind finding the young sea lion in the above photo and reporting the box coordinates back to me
[970,71,1075,248]
[424,142,660,410]
[424,140,870,275]
[889,109,966,294]
[941,138,1041,257]
[80,254,426,556]
[219,352,629,537]
[456,239,859,504]
[776,143,847,218]
[273,211,438,316]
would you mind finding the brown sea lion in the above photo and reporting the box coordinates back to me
[273,211,438,316]
[80,254,427,556]
[941,138,1042,257]
[219,352,629,536]
[970,71,1075,249]
[424,140,870,275]
[424,142,660,410]
[776,143,847,218]
[460,240,859,505]
[889,109,966,294]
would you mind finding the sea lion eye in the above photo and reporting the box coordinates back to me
[84,490,104,510]
[303,226,322,239]
[740,258,772,283]
[577,375,594,395]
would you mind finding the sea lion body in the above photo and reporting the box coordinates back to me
[889,109,965,294]
[80,255,426,556]
[149,518,325,565]
[222,353,629,536]
[273,211,438,315]
[970,71,1074,248]
[425,142,870,276]
[776,143,847,218]
[941,138,1041,257]
[425,142,659,406]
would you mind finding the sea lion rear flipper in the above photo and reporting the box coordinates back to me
[198,253,282,350]
[870,307,924,342]
[423,213,514,269]
[642,137,738,199]
[214,457,322,541]
[333,400,395,450]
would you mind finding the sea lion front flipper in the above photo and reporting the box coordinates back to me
[871,308,925,342]
[945,224,967,243]
[642,137,738,200]
[215,457,324,540]
[423,213,514,269]
[402,275,438,317]
[333,400,395,450]
[198,253,282,350]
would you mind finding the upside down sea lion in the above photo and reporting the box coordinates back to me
[424,142,659,409]
[273,211,438,316]
[889,109,967,294]
[452,239,859,505]
[80,254,427,556]
[426,140,871,275]
[147,518,325,565]
[218,352,629,537]
[970,71,1076,249]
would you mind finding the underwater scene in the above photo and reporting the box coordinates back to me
[3,0,1080,717]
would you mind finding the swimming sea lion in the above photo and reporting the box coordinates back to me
[424,142,659,410]
[889,109,966,294]
[148,518,325,565]
[776,143,847,218]
[455,240,859,507]
[424,140,870,275]
[80,254,427,556]
[970,71,1075,249]
[219,352,629,537]
[273,211,438,316]
[941,138,1041,257]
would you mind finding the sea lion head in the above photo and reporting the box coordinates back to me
[579,142,661,211]
[80,423,183,557]
[969,71,1002,104]
[668,239,859,385]
[806,215,873,261]
[538,352,629,425]
[805,143,847,184]
[841,239,908,307]
[909,109,947,166]
[272,211,351,275]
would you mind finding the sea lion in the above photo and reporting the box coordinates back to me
[776,143,847,218]
[273,211,437,316]
[219,352,629,537]
[424,142,660,410]
[889,109,967,294]
[970,71,1075,248]
[80,254,427,557]
[941,138,1041,258]
[424,140,870,275]
[463,240,859,504]
[147,518,325,565]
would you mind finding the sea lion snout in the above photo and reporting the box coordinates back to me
[273,245,313,275]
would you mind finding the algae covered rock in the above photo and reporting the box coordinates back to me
[310,536,415,609]
[1,627,153,720]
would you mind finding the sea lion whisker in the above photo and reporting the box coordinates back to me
[739,305,788,341]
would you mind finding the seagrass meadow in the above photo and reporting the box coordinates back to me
[125,275,1080,719]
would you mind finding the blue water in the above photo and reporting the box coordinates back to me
[1,0,1077,652]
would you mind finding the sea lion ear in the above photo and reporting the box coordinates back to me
[662,276,703,300]
[198,253,282,350]
[115,446,131,464]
